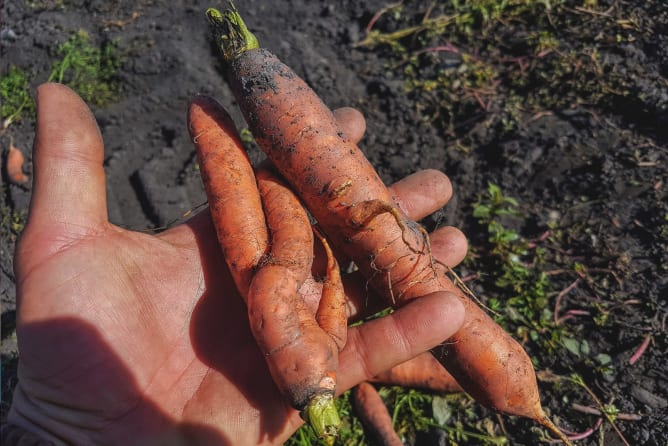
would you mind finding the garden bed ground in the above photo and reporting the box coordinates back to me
[1,1,666,445]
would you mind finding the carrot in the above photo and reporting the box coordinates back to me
[190,96,346,438]
[313,227,347,351]
[6,138,29,185]
[251,168,342,438]
[369,352,462,394]
[353,382,403,446]
[188,95,268,298]
[205,4,573,444]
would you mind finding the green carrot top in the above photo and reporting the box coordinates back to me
[206,1,260,63]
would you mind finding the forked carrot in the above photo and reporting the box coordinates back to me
[190,97,345,438]
[251,168,341,438]
[313,227,347,352]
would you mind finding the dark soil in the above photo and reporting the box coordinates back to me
[1,1,666,445]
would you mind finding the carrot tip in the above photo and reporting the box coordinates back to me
[301,393,341,439]
[537,413,575,446]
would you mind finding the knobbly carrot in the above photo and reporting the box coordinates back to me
[190,97,344,438]
[369,352,462,394]
[205,3,573,444]
[353,382,403,446]
[251,168,341,438]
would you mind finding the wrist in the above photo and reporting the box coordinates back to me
[7,385,217,446]
[6,384,74,445]
[1,423,55,446]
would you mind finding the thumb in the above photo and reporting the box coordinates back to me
[26,83,108,242]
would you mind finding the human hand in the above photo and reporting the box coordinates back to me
[8,83,467,445]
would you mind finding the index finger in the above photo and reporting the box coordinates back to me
[338,291,465,392]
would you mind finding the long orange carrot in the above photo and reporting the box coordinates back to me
[188,95,268,298]
[205,5,573,444]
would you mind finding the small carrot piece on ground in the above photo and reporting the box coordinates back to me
[369,352,462,394]
[206,4,573,444]
[353,382,403,446]
[188,95,268,298]
[6,139,29,185]
[251,168,341,438]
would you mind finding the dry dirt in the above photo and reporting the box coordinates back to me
[1,1,666,445]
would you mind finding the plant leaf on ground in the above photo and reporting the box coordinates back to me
[0,66,35,129]
[470,182,563,353]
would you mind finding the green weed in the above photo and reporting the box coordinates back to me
[404,53,498,135]
[356,0,560,135]
[47,30,124,106]
[471,183,562,352]
[385,387,505,445]
[26,0,65,11]
[0,202,27,242]
[1,30,124,128]
[383,386,432,440]
[472,183,521,248]
[286,386,506,446]
[356,11,455,53]
[429,394,508,445]
[471,184,621,376]
[359,0,662,139]
[1,65,35,127]
[564,374,632,444]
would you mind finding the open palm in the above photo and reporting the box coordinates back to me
[9,83,466,445]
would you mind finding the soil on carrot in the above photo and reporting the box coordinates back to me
[1,1,666,445]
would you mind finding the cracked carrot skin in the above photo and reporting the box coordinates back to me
[188,95,268,299]
[251,168,341,438]
[228,48,434,304]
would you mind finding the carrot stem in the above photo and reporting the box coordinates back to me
[302,393,341,440]
[206,2,259,63]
